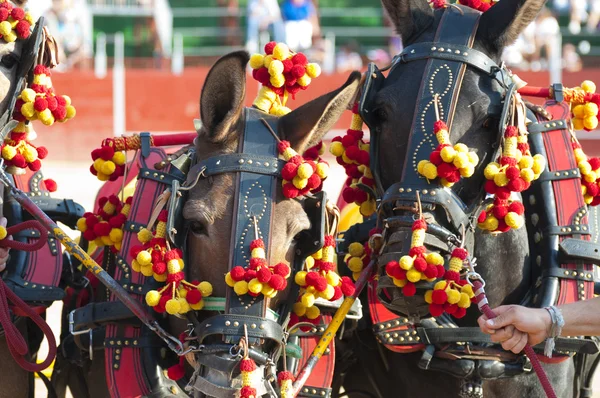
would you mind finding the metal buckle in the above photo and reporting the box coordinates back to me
[68,310,91,336]
[314,297,363,320]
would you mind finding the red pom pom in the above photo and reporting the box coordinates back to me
[306,174,321,190]
[93,222,111,236]
[444,303,458,315]
[257,267,272,283]
[437,162,456,179]
[28,159,42,171]
[429,303,445,317]
[254,67,270,85]
[186,289,202,304]
[83,230,96,241]
[291,64,306,79]
[240,386,257,398]
[43,178,57,192]
[305,271,319,286]
[167,272,184,284]
[495,187,511,200]
[250,239,265,250]
[314,275,328,292]
[590,158,600,171]
[497,220,511,233]
[436,265,446,278]
[357,150,370,165]
[413,257,427,272]
[152,262,167,275]
[341,134,357,148]
[332,285,343,301]
[506,166,520,180]
[408,246,427,257]
[273,263,290,277]
[433,120,448,133]
[109,213,127,228]
[586,182,600,197]
[445,270,460,283]
[432,0,446,8]
[504,126,518,137]
[269,274,286,291]
[344,145,359,160]
[454,307,467,319]
[292,53,308,65]
[342,187,356,203]
[508,201,525,215]
[484,180,497,195]
[341,276,355,296]
[402,282,417,297]
[231,266,246,281]
[245,269,257,282]
[99,146,115,161]
[477,211,487,224]
[282,59,293,73]
[277,140,291,153]
[412,219,427,231]
[164,249,181,261]
[445,169,461,183]
[36,146,49,159]
[451,248,468,260]
[424,265,438,279]
[492,205,508,219]
[167,363,185,381]
[0,8,8,21]
[249,257,267,270]
[592,197,600,206]
[283,183,299,199]
[240,358,257,372]
[11,8,24,20]
[33,97,48,112]
[430,151,443,166]
[386,261,400,276]
[517,143,530,153]
[289,155,303,165]
[15,20,30,38]
[432,289,448,305]
[499,156,517,167]
[278,371,294,383]
[264,41,276,54]
[353,189,368,204]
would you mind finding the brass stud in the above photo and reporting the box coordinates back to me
[225,321,231,326]
[233,321,239,327]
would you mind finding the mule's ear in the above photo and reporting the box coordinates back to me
[279,72,361,154]
[199,51,249,143]
[476,0,546,53]
[381,0,433,43]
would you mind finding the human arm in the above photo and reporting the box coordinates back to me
[477,298,600,353]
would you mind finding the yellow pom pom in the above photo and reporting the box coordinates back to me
[65,105,76,120]
[302,292,315,308]
[249,53,265,69]
[190,300,205,311]
[399,255,414,270]
[359,200,376,217]
[297,74,311,87]
[263,54,273,68]
[20,88,36,103]
[519,155,533,169]
[326,271,340,287]
[76,217,88,232]
[294,272,307,287]
[584,116,599,131]
[167,259,182,274]
[417,159,427,175]
[145,290,161,307]
[426,252,444,266]
[585,194,594,204]
[112,151,126,166]
[459,164,475,178]
[329,141,344,157]
[248,278,263,294]
[505,212,523,229]
[406,269,422,283]
[96,172,109,182]
[446,289,461,304]
[347,256,364,272]
[305,305,320,320]
[270,73,285,88]
[483,216,499,231]
[321,284,335,300]
[101,235,113,246]
[467,151,479,166]
[0,226,7,241]
[198,281,213,297]
[453,152,469,169]
[297,163,313,179]
[424,290,433,304]
[582,80,597,94]
[532,155,546,174]
[101,160,116,175]
[1,145,15,161]
[520,168,534,183]
[573,117,585,131]
[109,228,123,243]
[225,272,235,287]
[316,162,329,179]
[140,264,154,277]
[573,104,586,119]
[306,63,321,78]
[262,284,276,297]
[92,158,105,172]
[293,302,306,317]
[585,171,598,183]
[457,292,471,308]
[453,143,468,153]
[484,162,500,180]
[178,288,188,299]
[21,101,35,119]
[251,247,265,259]
[165,299,181,315]
[293,175,308,189]
[305,255,316,269]
[348,242,365,257]
[0,21,11,36]
[137,228,153,243]
[234,280,249,296]
[584,102,599,117]
[422,162,438,180]
[493,172,508,187]
[440,146,456,162]
[136,250,152,266]
[392,277,407,287]
[272,43,290,60]
[268,59,284,76]
[461,284,475,298]
[131,259,141,272]
[38,109,54,126]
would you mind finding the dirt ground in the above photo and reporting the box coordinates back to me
[31,155,600,397]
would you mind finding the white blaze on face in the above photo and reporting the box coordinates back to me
[0,39,22,114]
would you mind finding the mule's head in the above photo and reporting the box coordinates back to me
[371,0,546,197]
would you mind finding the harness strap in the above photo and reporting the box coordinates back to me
[196,314,284,344]
[71,301,139,332]
[195,153,285,177]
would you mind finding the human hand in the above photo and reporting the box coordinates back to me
[0,217,9,272]
[477,305,552,353]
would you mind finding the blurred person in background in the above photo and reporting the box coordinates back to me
[281,0,316,52]
[336,40,362,73]
[531,7,560,71]
[563,43,582,72]
[246,0,285,55]
[586,0,600,32]
[218,0,239,46]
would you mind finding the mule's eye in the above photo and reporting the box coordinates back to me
[1,53,18,68]
[190,221,206,236]
[373,106,387,123]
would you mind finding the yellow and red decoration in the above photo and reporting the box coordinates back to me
[250,41,321,116]
[573,141,600,205]
[279,140,328,198]
[344,227,380,281]
[431,0,495,11]
[278,371,295,398]
[225,238,290,298]
[330,104,376,216]
[417,120,479,187]
[90,141,127,182]
[424,248,475,319]
[76,195,131,253]
[239,358,258,398]
[478,125,545,233]
[568,80,600,132]
[0,0,34,43]
[292,235,355,326]
[384,219,446,297]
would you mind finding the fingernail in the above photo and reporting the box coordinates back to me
[486,319,495,327]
